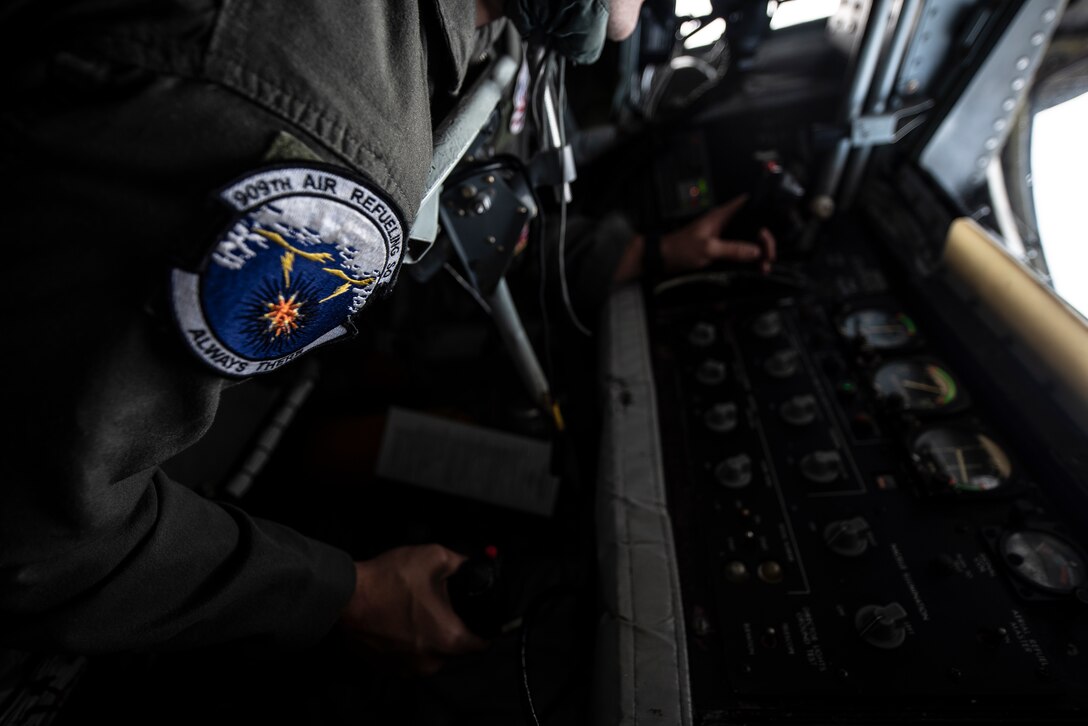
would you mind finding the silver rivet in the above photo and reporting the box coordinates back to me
[1011,78,1026,91]
[993,118,1008,132]
[1016,56,1030,71]
[486,235,496,245]
[1042,9,1057,22]
[1002,98,1017,112]
[905,79,920,94]
[985,137,1000,150]
[1031,32,1045,46]
[977,156,989,169]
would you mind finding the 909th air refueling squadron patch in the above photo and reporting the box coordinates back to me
[171,165,404,376]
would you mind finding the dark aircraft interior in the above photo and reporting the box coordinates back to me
[5,1,1088,724]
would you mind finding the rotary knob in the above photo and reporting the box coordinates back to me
[696,359,727,386]
[764,349,800,379]
[800,450,841,484]
[715,453,753,489]
[688,322,717,348]
[854,602,908,649]
[751,310,784,339]
[704,402,738,433]
[823,517,871,557]
[780,394,818,426]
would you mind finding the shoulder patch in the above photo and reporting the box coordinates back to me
[171,165,404,377]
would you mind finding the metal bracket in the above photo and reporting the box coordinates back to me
[439,163,537,296]
[851,100,934,146]
[406,55,519,260]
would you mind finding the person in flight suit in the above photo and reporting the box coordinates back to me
[0,0,618,673]
[0,0,771,682]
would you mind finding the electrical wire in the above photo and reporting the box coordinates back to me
[443,262,492,314]
[518,585,575,726]
[529,45,556,381]
[553,56,592,337]
[538,209,556,382]
[520,611,542,726]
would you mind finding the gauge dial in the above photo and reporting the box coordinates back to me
[872,359,961,412]
[840,309,917,350]
[911,427,1012,492]
[1000,530,1086,595]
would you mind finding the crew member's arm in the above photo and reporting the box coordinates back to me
[613,194,777,283]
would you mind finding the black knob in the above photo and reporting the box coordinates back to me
[855,602,908,649]
[764,349,800,379]
[780,394,818,426]
[751,310,784,339]
[696,359,727,386]
[823,517,871,557]
[800,450,841,484]
[715,453,753,489]
[688,321,717,348]
[705,402,739,433]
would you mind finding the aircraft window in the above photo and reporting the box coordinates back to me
[767,0,840,30]
[1029,89,1088,314]
[674,0,712,17]
[685,17,728,49]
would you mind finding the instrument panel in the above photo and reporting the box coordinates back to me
[648,226,1088,723]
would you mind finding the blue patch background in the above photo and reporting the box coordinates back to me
[200,227,358,361]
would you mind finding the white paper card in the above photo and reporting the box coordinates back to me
[377,407,558,516]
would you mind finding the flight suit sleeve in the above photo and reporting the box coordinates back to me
[1,469,356,653]
[0,0,479,653]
